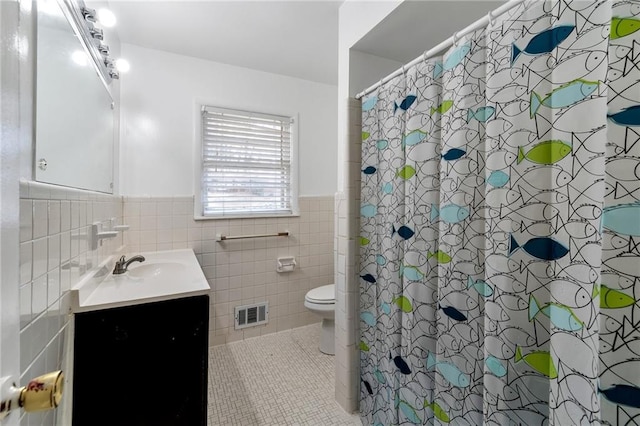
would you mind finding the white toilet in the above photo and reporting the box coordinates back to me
[304,284,336,355]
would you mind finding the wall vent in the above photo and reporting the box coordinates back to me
[234,302,269,329]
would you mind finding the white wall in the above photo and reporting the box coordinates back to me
[119,43,338,197]
[334,0,404,413]
[337,0,402,189]
[349,50,403,100]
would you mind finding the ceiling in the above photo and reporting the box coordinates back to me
[108,1,505,87]
[354,1,505,63]
[108,1,341,85]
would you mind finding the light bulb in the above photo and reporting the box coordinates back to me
[97,8,116,27]
[115,58,130,73]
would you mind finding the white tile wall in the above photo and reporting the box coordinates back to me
[18,184,336,424]
[122,195,335,346]
[334,97,363,413]
[18,181,123,426]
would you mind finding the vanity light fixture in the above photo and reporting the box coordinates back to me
[104,58,120,79]
[97,42,109,56]
[81,7,96,23]
[89,25,104,41]
[68,0,119,84]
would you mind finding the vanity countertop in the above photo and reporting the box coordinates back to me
[71,249,210,312]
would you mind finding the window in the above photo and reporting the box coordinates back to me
[196,105,298,218]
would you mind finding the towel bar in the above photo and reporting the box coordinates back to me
[216,231,289,242]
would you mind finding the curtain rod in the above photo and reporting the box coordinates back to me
[355,0,526,100]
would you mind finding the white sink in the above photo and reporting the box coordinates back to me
[71,249,210,312]
[127,262,186,279]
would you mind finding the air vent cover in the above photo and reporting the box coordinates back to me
[234,302,269,329]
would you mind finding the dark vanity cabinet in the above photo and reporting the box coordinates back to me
[72,295,209,426]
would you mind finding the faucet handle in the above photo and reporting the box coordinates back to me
[118,255,126,263]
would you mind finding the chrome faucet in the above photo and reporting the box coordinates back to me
[112,255,145,274]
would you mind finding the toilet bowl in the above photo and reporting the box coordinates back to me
[304,284,335,355]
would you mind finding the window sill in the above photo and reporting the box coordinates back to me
[193,212,300,221]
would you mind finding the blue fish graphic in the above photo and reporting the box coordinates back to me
[599,384,640,408]
[392,225,415,240]
[362,96,378,111]
[426,352,470,388]
[381,302,391,315]
[603,202,640,235]
[375,255,386,266]
[528,295,583,331]
[440,304,467,321]
[485,355,507,377]
[398,400,421,424]
[442,148,466,161]
[433,61,444,78]
[362,166,377,175]
[468,276,493,297]
[444,43,471,70]
[381,182,393,194]
[430,204,470,224]
[400,265,424,281]
[467,106,495,123]
[360,311,376,326]
[402,130,427,147]
[511,24,574,65]
[390,353,412,375]
[530,79,598,117]
[361,204,377,218]
[487,170,509,188]
[608,105,640,126]
[394,95,417,113]
[376,139,389,149]
[374,369,386,384]
[362,379,373,395]
[509,234,569,261]
[360,274,376,284]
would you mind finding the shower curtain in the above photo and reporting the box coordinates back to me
[359,0,640,425]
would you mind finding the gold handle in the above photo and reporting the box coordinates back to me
[19,371,64,413]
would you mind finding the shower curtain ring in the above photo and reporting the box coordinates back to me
[453,31,459,46]
[401,65,406,74]
[488,10,495,26]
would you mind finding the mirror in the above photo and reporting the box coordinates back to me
[35,0,115,193]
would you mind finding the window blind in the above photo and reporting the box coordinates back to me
[201,106,293,217]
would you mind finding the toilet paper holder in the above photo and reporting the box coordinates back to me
[276,257,296,273]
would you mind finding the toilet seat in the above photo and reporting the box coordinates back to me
[305,284,335,304]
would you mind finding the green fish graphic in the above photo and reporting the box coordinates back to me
[517,140,572,165]
[611,17,640,39]
[594,284,636,309]
[424,400,450,423]
[427,250,452,264]
[362,131,370,140]
[430,100,453,115]
[359,236,370,246]
[515,346,557,379]
[396,165,416,180]
[359,341,370,351]
[391,295,413,313]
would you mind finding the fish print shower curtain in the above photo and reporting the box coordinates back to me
[359,0,640,425]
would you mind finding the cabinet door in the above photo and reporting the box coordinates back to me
[73,295,209,426]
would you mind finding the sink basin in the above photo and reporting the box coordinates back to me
[71,249,210,312]
[127,262,186,279]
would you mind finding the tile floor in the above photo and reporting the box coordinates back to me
[208,323,362,426]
